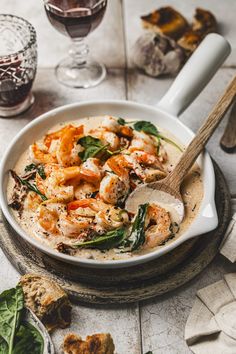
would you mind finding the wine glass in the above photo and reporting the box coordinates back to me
[0,15,37,117]
[44,0,107,88]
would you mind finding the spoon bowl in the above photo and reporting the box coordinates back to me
[125,183,184,224]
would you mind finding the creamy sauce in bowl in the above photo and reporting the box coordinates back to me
[7,116,203,261]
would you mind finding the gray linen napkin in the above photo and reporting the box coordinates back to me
[185,274,236,354]
[220,199,236,262]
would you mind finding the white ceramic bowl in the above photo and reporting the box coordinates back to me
[0,34,231,268]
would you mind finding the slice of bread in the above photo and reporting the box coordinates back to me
[20,273,71,332]
[178,8,217,52]
[63,333,115,354]
[192,8,217,35]
[177,30,202,52]
[141,6,189,40]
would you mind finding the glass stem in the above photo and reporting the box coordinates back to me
[69,38,89,66]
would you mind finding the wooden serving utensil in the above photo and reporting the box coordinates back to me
[220,101,236,152]
[126,75,236,223]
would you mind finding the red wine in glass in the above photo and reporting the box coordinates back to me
[45,0,107,38]
[0,60,33,107]
[43,0,107,88]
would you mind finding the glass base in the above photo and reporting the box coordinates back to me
[55,57,106,88]
[0,92,34,118]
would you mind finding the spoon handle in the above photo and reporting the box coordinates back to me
[166,75,236,190]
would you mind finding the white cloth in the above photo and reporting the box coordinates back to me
[185,274,236,354]
[220,200,236,263]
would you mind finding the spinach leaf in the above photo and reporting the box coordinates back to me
[128,203,149,251]
[13,322,44,354]
[36,166,46,180]
[78,136,108,162]
[24,164,36,173]
[133,120,183,152]
[117,117,126,126]
[134,121,159,136]
[0,286,24,353]
[0,337,8,353]
[70,228,127,250]
[24,164,46,180]
[17,175,47,201]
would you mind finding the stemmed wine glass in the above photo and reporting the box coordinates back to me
[43,0,107,88]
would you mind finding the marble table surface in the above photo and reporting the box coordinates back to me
[0,1,236,353]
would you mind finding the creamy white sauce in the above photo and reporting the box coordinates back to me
[7,116,203,261]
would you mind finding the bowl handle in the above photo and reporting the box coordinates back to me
[157,33,231,117]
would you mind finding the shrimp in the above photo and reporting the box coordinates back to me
[24,192,42,212]
[99,173,129,205]
[44,124,83,149]
[130,151,163,169]
[101,116,133,138]
[74,182,98,200]
[43,166,81,202]
[30,144,57,164]
[129,151,167,182]
[90,129,120,151]
[142,204,171,250]
[129,131,158,155]
[35,163,59,195]
[67,198,129,233]
[44,125,69,149]
[30,125,83,167]
[37,200,66,235]
[79,158,103,185]
[101,115,120,133]
[119,125,133,138]
[95,207,129,231]
[56,125,84,167]
[105,154,130,179]
[59,213,93,239]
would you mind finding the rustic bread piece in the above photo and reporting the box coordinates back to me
[63,333,115,354]
[177,30,202,52]
[19,274,72,332]
[178,8,217,52]
[141,6,189,40]
[192,8,217,35]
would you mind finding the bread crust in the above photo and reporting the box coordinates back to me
[141,6,189,40]
[193,8,217,35]
[63,333,115,354]
[20,273,71,331]
[141,7,217,53]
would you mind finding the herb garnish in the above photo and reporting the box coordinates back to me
[116,118,182,152]
[133,120,183,152]
[24,164,46,180]
[117,117,126,126]
[0,286,44,354]
[78,135,125,161]
[65,228,127,250]
[78,136,108,162]
[134,121,159,136]
[127,203,149,251]
[24,163,36,173]
[11,171,47,201]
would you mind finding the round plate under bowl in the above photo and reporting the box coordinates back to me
[0,162,231,304]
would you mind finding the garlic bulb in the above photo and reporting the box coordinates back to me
[133,32,186,77]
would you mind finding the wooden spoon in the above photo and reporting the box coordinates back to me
[125,75,236,223]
